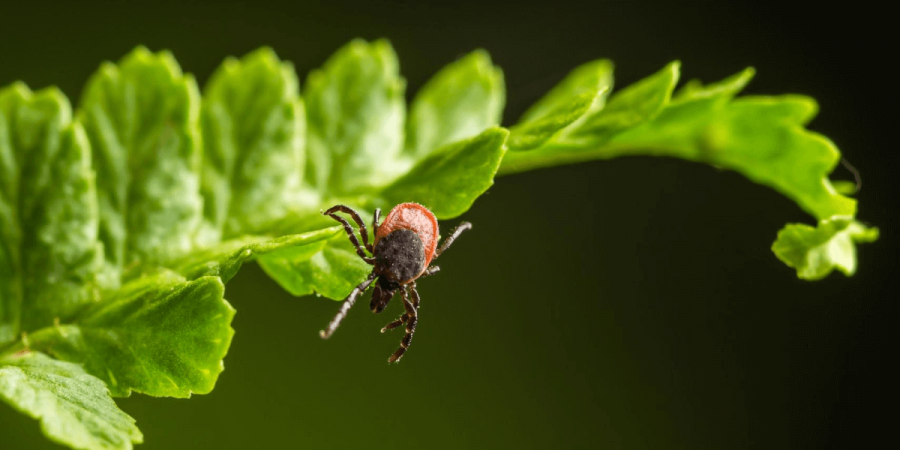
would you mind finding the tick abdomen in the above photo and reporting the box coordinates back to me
[374,228,426,284]
[375,203,439,266]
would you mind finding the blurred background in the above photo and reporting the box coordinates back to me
[1,1,895,449]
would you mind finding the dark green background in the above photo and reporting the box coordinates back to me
[1,2,894,449]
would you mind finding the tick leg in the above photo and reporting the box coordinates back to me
[383,282,421,332]
[323,205,374,263]
[421,265,440,278]
[434,222,472,259]
[324,205,372,251]
[388,286,420,363]
[372,208,381,237]
[409,282,421,309]
[320,274,376,339]
[369,284,383,312]
[380,314,407,333]
[369,283,395,313]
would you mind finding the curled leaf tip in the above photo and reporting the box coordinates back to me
[772,216,878,280]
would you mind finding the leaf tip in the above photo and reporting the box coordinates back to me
[1,80,30,96]
[742,66,757,80]
[127,44,153,60]
[667,60,682,76]
[248,45,279,61]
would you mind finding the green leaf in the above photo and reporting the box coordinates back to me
[0,351,143,450]
[570,61,679,138]
[772,216,879,280]
[405,49,505,157]
[520,60,615,124]
[0,83,103,340]
[509,59,613,151]
[380,127,509,219]
[672,67,756,103]
[498,63,867,279]
[259,237,372,300]
[499,65,855,218]
[201,47,306,240]
[611,94,854,219]
[304,39,406,195]
[78,47,204,282]
[23,276,235,398]
[166,226,341,283]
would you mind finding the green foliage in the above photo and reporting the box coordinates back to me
[259,238,371,300]
[0,39,878,449]
[516,60,613,126]
[201,47,306,240]
[0,352,142,450]
[499,62,875,275]
[405,50,505,157]
[574,61,678,137]
[168,226,341,283]
[0,84,103,342]
[505,59,614,152]
[22,275,234,398]
[772,216,879,280]
[79,47,204,283]
[304,39,407,195]
[0,48,346,449]
[382,127,508,219]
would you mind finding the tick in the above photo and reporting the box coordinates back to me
[319,203,472,363]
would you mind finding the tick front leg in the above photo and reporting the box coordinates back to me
[323,205,375,262]
[434,222,472,259]
[320,274,376,339]
[421,265,440,278]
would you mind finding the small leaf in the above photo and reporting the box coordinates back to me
[0,351,143,450]
[508,61,613,151]
[258,238,371,300]
[304,39,407,194]
[405,49,505,157]
[772,216,878,280]
[380,127,509,219]
[0,83,103,340]
[519,60,614,124]
[25,276,235,398]
[201,47,305,240]
[570,61,679,138]
[672,67,755,103]
[166,226,341,283]
[78,47,204,282]
[508,89,604,151]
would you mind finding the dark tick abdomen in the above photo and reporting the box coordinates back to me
[374,228,426,284]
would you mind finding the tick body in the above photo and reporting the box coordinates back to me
[319,203,472,363]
